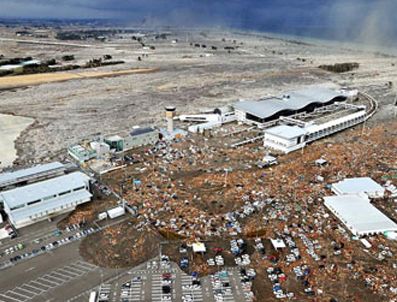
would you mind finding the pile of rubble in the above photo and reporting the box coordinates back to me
[88,120,397,301]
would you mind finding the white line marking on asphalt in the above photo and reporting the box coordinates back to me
[57,269,79,277]
[0,294,20,302]
[47,273,66,283]
[67,266,87,274]
[29,281,51,290]
[14,287,36,298]
[21,284,42,294]
[51,271,71,280]
[38,277,59,286]
[6,290,28,301]
[24,267,35,272]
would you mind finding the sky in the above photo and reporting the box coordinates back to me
[0,0,396,47]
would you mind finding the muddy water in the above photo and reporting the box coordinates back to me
[0,113,34,169]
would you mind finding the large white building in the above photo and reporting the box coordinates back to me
[262,125,307,153]
[331,177,385,199]
[0,162,65,191]
[324,195,397,236]
[179,105,237,133]
[264,107,367,153]
[0,172,92,229]
[234,87,350,125]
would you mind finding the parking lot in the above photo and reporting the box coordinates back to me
[0,223,100,270]
[0,260,97,302]
[74,257,250,302]
[0,237,126,302]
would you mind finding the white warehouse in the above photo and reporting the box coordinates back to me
[331,177,385,199]
[0,172,92,229]
[324,195,397,236]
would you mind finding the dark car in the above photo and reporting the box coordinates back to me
[121,282,131,289]
[162,285,171,294]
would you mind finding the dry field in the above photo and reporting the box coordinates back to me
[0,27,395,166]
[0,68,158,89]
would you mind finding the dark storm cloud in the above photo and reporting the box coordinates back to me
[1,0,396,46]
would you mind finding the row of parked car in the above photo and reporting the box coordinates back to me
[267,267,294,299]
[161,271,173,301]
[6,227,98,265]
[1,243,24,257]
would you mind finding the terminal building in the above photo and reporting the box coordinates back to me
[234,87,350,125]
[263,107,367,153]
[0,172,92,229]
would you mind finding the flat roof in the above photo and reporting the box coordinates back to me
[0,162,65,187]
[332,177,384,195]
[192,242,206,253]
[324,195,397,235]
[265,125,307,139]
[130,127,156,137]
[271,238,286,249]
[105,135,123,141]
[8,190,92,223]
[234,86,346,119]
[0,172,90,208]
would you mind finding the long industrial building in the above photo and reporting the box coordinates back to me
[324,195,397,236]
[0,162,65,191]
[0,172,92,229]
[331,177,385,199]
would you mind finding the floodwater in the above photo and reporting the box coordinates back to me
[0,113,34,170]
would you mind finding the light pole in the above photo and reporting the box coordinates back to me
[224,168,232,188]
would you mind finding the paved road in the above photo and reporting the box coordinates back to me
[0,215,128,270]
[0,240,126,302]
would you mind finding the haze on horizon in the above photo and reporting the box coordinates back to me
[0,0,396,48]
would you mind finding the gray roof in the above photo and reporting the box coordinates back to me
[265,125,307,139]
[8,190,92,223]
[0,172,90,209]
[234,87,345,119]
[0,162,65,187]
[130,127,156,137]
[332,177,384,195]
[324,195,397,235]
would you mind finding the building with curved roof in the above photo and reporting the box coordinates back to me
[234,86,348,124]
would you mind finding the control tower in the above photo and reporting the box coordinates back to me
[165,106,176,133]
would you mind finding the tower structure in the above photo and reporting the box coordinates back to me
[165,106,176,133]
